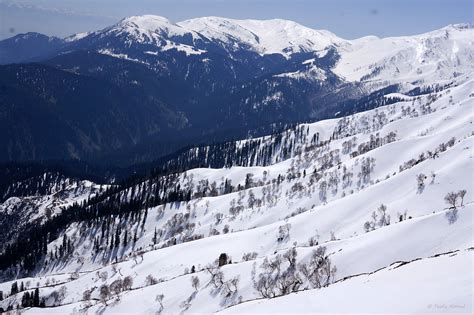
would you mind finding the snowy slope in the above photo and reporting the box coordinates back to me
[1,179,102,223]
[179,17,344,57]
[222,249,473,314]
[0,175,106,252]
[1,73,472,313]
[334,24,474,88]
[1,17,473,312]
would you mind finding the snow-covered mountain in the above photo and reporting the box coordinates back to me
[92,15,209,57]
[69,14,345,58]
[178,16,345,57]
[0,67,472,313]
[5,16,472,88]
[64,16,473,88]
[334,24,474,89]
[0,16,472,164]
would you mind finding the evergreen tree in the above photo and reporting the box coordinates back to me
[33,288,40,307]
[21,291,30,308]
[115,228,121,248]
[152,228,158,245]
[123,230,128,247]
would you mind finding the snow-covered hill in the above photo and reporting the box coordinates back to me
[334,24,474,89]
[0,69,472,313]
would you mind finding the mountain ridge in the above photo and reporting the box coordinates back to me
[0,16,472,165]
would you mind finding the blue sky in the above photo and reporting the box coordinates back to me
[0,0,472,40]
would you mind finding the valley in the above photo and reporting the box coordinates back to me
[0,66,472,313]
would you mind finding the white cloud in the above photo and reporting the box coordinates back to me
[0,0,117,19]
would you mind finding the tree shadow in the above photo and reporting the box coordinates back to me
[445,208,458,224]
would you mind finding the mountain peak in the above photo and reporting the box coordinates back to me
[6,32,60,42]
[119,15,173,29]
[0,32,64,64]
[104,14,201,44]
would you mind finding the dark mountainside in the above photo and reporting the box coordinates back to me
[0,22,366,166]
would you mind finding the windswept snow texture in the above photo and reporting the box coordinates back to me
[1,72,472,313]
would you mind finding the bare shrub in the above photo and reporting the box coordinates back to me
[145,274,158,286]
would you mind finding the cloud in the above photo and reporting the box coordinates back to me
[0,0,117,19]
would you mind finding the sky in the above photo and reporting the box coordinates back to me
[0,0,472,40]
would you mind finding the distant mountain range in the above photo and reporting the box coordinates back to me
[0,16,472,165]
